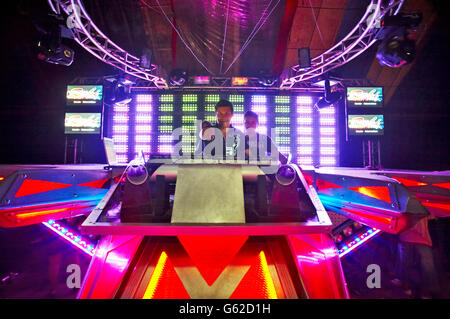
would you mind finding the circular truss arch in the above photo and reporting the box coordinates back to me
[48,0,404,89]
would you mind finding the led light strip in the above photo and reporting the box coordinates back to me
[338,228,381,258]
[42,220,96,256]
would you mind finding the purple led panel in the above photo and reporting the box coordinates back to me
[112,104,129,163]
[250,95,268,135]
[296,95,314,165]
[134,94,153,159]
[319,106,338,167]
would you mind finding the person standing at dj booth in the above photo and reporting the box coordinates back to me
[243,110,288,165]
[196,99,245,159]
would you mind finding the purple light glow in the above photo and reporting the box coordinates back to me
[114,105,129,113]
[136,94,153,103]
[296,96,313,105]
[320,147,336,155]
[297,127,312,135]
[298,146,313,155]
[320,157,336,165]
[113,114,129,123]
[135,115,152,123]
[43,220,95,256]
[113,135,128,143]
[135,125,152,134]
[297,117,313,125]
[113,125,128,134]
[158,144,173,153]
[298,136,313,144]
[298,156,313,164]
[320,127,335,135]
[114,144,129,153]
[158,135,172,144]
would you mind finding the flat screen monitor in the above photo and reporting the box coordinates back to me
[348,114,384,136]
[346,86,383,107]
[65,113,102,134]
[66,85,103,106]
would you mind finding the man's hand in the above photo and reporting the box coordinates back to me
[200,121,215,141]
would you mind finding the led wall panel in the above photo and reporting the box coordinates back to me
[250,95,268,135]
[319,106,338,166]
[109,91,340,167]
[181,94,198,154]
[228,94,245,133]
[296,96,314,165]
[157,94,174,154]
[134,94,153,160]
[112,104,129,163]
[274,96,291,156]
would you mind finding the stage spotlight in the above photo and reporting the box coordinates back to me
[314,73,342,109]
[375,12,422,68]
[169,69,188,86]
[298,47,311,71]
[36,24,74,66]
[257,70,277,87]
[111,81,132,105]
[140,48,153,70]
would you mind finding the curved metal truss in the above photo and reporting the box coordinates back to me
[48,0,168,89]
[280,0,405,89]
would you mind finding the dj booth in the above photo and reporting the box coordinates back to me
[2,151,448,298]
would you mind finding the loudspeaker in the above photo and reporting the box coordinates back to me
[298,47,311,70]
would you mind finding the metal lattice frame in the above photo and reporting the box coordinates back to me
[48,0,168,89]
[280,0,405,88]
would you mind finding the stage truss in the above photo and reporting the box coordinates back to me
[48,0,168,89]
[280,0,405,88]
[48,0,404,89]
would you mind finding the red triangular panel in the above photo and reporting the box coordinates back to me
[178,235,248,286]
[15,179,72,198]
[78,178,109,188]
[392,176,427,186]
[303,174,314,186]
[316,178,342,190]
[432,182,450,190]
[148,254,190,299]
[348,186,391,203]
[229,251,277,299]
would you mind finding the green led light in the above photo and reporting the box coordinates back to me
[276,136,291,144]
[159,125,173,133]
[181,135,197,142]
[233,105,244,112]
[160,95,173,102]
[275,117,290,125]
[275,105,290,113]
[204,115,216,122]
[159,116,173,123]
[182,116,197,123]
[205,105,216,112]
[182,144,196,153]
[182,126,196,133]
[182,105,198,112]
[275,96,290,104]
[275,127,290,134]
[205,95,220,103]
[159,104,173,112]
[182,95,198,102]
[228,95,244,102]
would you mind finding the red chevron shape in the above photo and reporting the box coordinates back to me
[316,178,342,190]
[392,176,427,186]
[348,186,391,203]
[78,178,109,189]
[15,179,72,198]
[432,182,450,190]
[177,235,248,286]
